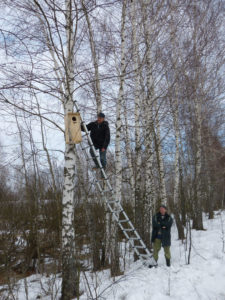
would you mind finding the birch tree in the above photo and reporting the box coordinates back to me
[154,107,167,205]
[39,1,79,296]
[130,0,143,242]
[167,5,185,239]
[123,104,135,208]
[110,0,128,276]
[2,0,80,297]
[140,0,157,246]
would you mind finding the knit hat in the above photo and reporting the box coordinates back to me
[98,112,105,118]
[159,204,167,210]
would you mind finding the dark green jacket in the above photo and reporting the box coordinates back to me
[152,213,173,247]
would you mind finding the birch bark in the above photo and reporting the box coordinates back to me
[141,0,156,245]
[192,96,204,229]
[154,108,167,205]
[192,1,204,230]
[169,19,185,239]
[172,93,185,239]
[61,1,78,298]
[32,3,78,290]
[124,105,135,208]
[110,0,127,276]
[131,0,143,239]
[172,89,180,213]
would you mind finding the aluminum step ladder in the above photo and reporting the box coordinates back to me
[74,104,157,267]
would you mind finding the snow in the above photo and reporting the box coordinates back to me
[1,211,225,300]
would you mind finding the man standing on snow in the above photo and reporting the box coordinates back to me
[83,112,110,170]
[152,205,173,267]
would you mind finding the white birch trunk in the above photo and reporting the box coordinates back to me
[115,0,127,215]
[169,1,182,217]
[142,0,156,244]
[167,5,189,234]
[33,2,78,289]
[131,0,143,231]
[111,0,127,276]
[154,108,167,205]
[61,1,78,298]
[193,96,204,229]
[171,89,185,239]
[192,2,203,230]
[124,105,135,208]
[173,98,180,203]
[143,88,155,244]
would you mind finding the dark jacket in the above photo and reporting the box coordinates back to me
[152,212,173,247]
[84,121,110,150]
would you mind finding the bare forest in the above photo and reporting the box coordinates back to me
[0,1,225,299]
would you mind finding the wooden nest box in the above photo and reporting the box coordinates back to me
[65,112,82,144]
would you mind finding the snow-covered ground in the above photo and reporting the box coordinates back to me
[1,211,225,300]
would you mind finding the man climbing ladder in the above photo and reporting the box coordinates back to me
[79,108,157,267]
[82,112,110,170]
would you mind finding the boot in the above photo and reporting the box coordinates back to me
[149,258,158,268]
[166,258,170,267]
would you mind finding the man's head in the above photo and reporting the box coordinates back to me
[159,205,167,215]
[97,112,105,124]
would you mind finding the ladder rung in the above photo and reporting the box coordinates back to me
[135,245,145,249]
[102,189,111,193]
[81,145,90,150]
[113,208,122,212]
[119,219,128,223]
[113,210,122,215]
[123,228,134,232]
[129,237,140,240]
[107,200,119,204]
[103,177,110,181]
[139,254,151,258]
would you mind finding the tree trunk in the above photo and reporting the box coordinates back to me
[172,86,185,240]
[111,0,127,276]
[61,1,78,298]
[192,83,204,230]
[124,105,135,209]
[191,1,204,231]
[61,143,78,299]
[142,1,156,246]
[131,0,143,251]
[154,110,167,206]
